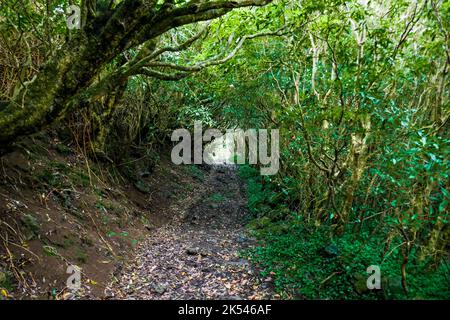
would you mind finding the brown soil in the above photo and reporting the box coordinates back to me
[0,135,273,300]
[0,134,200,299]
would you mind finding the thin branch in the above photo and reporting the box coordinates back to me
[138,26,288,76]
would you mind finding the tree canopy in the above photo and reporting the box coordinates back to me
[0,0,449,300]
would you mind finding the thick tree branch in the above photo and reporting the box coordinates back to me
[139,68,190,80]
[136,26,288,76]
[0,0,273,144]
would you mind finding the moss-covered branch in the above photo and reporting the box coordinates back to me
[0,0,272,145]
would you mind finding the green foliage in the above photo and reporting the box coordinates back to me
[37,161,90,189]
[42,245,59,257]
[0,270,14,293]
[75,248,88,264]
[206,193,226,203]
[185,165,205,181]
[240,166,450,299]
[1,0,449,300]
[20,214,40,235]
[106,230,129,238]
[55,143,72,155]
[181,0,450,300]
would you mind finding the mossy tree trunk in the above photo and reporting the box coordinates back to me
[0,0,271,145]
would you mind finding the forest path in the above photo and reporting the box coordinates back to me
[105,165,273,299]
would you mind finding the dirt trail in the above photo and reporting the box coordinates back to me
[105,165,273,300]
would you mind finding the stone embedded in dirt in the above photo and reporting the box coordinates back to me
[224,259,249,268]
[151,283,168,294]
[185,247,198,255]
[322,244,339,258]
[185,247,209,256]
[144,225,154,232]
[236,235,249,243]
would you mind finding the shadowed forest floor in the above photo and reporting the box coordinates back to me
[104,165,274,300]
[0,137,274,300]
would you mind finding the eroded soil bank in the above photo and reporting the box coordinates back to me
[0,136,272,299]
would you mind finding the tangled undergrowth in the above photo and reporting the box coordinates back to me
[239,165,450,300]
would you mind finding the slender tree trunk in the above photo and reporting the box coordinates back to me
[340,116,371,224]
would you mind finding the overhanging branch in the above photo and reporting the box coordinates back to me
[137,26,288,77]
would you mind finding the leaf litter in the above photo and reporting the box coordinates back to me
[105,165,274,300]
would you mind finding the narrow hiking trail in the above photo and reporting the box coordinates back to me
[105,165,274,300]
